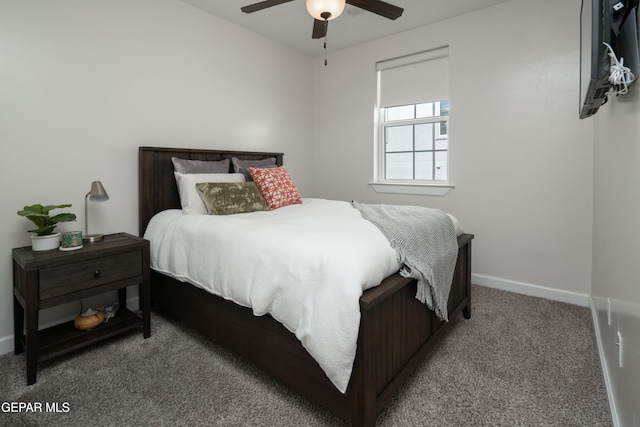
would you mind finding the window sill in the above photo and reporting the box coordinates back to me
[368,181,454,196]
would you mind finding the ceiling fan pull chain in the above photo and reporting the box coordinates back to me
[324,40,328,66]
[324,18,329,66]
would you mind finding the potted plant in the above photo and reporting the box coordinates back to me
[17,204,77,251]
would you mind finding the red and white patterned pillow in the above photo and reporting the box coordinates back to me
[248,166,302,210]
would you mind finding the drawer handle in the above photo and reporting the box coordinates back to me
[93,270,101,278]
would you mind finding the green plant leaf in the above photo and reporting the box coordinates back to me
[50,213,77,223]
[17,203,76,236]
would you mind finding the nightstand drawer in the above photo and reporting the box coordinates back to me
[39,251,143,300]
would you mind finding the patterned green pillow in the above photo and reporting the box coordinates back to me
[196,182,270,215]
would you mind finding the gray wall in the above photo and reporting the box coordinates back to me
[0,0,314,349]
[592,69,640,426]
[311,0,594,302]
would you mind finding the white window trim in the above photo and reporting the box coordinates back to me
[373,47,452,196]
[371,106,454,196]
[368,181,455,196]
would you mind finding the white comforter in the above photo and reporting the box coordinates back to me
[145,198,462,393]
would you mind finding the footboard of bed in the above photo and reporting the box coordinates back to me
[349,233,473,426]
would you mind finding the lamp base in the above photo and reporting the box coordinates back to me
[83,234,104,243]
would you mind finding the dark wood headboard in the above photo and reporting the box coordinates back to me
[138,146,284,236]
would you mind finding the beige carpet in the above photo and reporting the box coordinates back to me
[0,285,612,426]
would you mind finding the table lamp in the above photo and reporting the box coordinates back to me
[84,180,109,242]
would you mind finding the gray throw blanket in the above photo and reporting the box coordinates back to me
[352,201,458,321]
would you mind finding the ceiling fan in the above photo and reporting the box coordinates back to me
[241,0,404,39]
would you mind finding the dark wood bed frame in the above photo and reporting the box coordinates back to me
[139,146,474,426]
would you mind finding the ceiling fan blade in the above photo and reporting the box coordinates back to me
[241,0,295,14]
[346,0,404,20]
[312,19,327,39]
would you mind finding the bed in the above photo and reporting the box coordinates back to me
[138,146,474,426]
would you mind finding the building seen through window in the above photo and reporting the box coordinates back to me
[383,101,449,181]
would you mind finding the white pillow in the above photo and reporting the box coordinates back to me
[174,172,245,215]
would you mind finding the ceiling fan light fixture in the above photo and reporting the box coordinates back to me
[306,0,346,21]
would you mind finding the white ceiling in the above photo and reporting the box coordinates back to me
[181,0,512,57]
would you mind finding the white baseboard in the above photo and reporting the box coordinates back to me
[472,273,590,307]
[0,334,14,357]
[590,297,620,427]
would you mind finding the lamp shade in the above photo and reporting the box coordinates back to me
[84,180,109,242]
[306,0,345,21]
[89,181,109,202]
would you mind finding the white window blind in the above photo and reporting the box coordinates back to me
[377,47,449,108]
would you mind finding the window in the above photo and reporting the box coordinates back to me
[373,47,453,195]
[383,101,449,181]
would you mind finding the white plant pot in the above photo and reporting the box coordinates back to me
[31,232,61,251]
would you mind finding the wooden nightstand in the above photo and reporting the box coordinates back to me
[12,232,150,385]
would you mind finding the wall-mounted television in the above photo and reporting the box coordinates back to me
[611,1,639,82]
[580,0,612,119]
[580,0,640,119]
